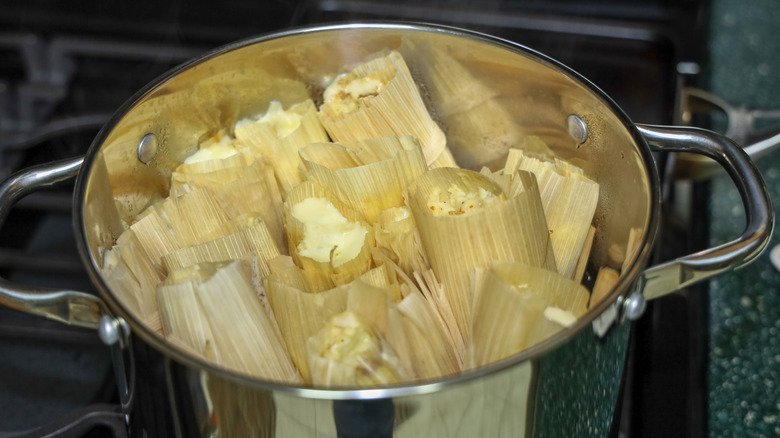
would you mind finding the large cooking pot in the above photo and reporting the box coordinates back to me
[0,23,773,437]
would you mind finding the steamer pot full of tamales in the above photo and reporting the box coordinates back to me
[0,23,772,437]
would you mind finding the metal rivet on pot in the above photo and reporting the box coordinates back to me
[622,290,647,321]
[566,114,588,144]
[98,315,120,346]
[137,133,158,164]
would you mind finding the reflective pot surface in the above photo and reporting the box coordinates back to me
[0,22,770,438]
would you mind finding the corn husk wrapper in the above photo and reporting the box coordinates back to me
[299,136,427,222]
[283,181,374,283]
[174,133,253,175]
[589,266,619,309]
[265,262,335,293]
[157,187,237,248]
[160,261,302,383]
[372,206,427,278]
[234,99,329,197]
[573,225,596,284]
[504,148,599,279]
[317,51,456,168]
[408,167,556,343]
[100,229,165,331]
[129,206,180,271]
[397,290,461,380]
[469,262,589,368]
[157,279,220,362]
[213,158,286,252]
[265,279,350,383]
[161,218,280,277]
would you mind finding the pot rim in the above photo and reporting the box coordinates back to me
[73,21,661,400]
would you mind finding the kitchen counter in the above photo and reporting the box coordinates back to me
[706,1,780,436]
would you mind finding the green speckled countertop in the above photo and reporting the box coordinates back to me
[707,1,780,437]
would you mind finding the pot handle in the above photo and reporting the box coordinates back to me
[0,156,107,329]
[636,124,774,302]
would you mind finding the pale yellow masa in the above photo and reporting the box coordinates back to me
[291,198,367,267]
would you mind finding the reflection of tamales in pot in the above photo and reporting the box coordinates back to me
[407,167,556,343]
[317,51,457,168]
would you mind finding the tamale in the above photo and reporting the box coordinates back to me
[161,261,302,383]
[470,261,589,367]
[317,50,456,168]
[306,310,409,387]
[234,99,329,196]
[504,148,599,279]
[407,167,556,343]
[299,136,427,222]
[265,279,350,383]
[161,218,280,277]
[283,181,374,282]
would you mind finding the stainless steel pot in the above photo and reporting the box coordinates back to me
[0,23,773,437]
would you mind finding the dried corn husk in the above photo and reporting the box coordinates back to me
[504,148,599,279]
[160,261,302,383]
[470,262,589,368]
[589,267,619,309]
[408,167,556,343]
[397,290,461,380]
[213,159,286,252]
[157,277,220,362]
[373,206,427,278]
[283,181,374,282]
[100,230,165,332]
[265,279,350,383]
[234,99,329,197]
[129,206,179,270]
[299,136,427,222]
[161,218,280,277]
[317,51,456,168]
[157,187,237,248]
[572,225,596,284]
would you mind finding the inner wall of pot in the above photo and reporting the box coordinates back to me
[81,25,653,343]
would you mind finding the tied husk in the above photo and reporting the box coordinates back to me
[234,99,329,197]
[299,136,427,222]
[470,262,589,368]
[159,261,302,383]
[283,181,374,283]
[408,167,556,343]
[504,148,599,279]
[317,50,456,168]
